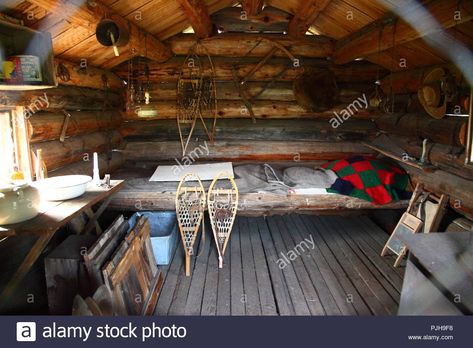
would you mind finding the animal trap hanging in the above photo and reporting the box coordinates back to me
[176,173,206,276]
[207,172,239,268]
[177,43,217,156]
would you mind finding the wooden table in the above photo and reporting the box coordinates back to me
[0,180,124,310]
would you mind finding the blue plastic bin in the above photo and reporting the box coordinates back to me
[128,211,178,265]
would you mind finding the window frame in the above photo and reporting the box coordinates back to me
[0,106,33,182]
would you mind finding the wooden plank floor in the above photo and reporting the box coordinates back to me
[155,214,404,316]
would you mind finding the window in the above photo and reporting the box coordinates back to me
[0,107,32,182]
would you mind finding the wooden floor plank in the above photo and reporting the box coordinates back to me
[249,217,278,315]
[275,216,325,315]
[230,217,245,315]
[282,215,342,315]
[257,217,295,315]
[314,216,396,315]
[154,214,404,316]
[290,214,356,315]
[338,217,404,291]
[239,217,262,315]
[299,215,372,315]
[266,216,311,315]
[201,237,219,315]
[216,246,231,315]
[356,216,406,276]
[168,229,203,315]
[184,221,212,315]
[330,217,401,304]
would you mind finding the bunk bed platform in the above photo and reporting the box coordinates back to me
[108,167,409,215]
[155,214,404,316]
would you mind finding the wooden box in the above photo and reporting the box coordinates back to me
[0,20,57,90]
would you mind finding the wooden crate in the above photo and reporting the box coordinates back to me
[102,216,162,315]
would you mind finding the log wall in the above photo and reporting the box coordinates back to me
[117,54,383,164]
[116,56,381,121]
[0,73,126,175]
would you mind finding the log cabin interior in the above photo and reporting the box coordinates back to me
[0,0,472,316]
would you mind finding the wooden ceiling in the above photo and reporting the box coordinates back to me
[1,0,472,72]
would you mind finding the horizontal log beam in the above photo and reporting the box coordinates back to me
[287,0,331,38]
[115,57,383,83]
[120,119,377,142]
[28,110,122,143]
[121,140,374,162]
[28,0,172,65]
[375,113,467,147]
[177,0,213,39]
[166,33,334,58]
[0,85,122,111]
[31,130,122,170]
[404,165,473,216]
[389,136,473,180]
[334,0,473,64]
[54,59,124,91]
[142,81,373,102]
[378,64,465,95]
[122,100,375,120]
[51,152,124,177]
[108,190,408,214]
[212,6,290,33]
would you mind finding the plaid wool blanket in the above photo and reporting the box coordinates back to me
[322,156,412,205]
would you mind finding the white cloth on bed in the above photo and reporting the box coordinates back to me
[283,167,338,188]
[233,164,337,194]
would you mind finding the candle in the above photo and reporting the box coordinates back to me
[93,152,100,185]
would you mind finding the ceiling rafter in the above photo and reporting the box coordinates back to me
[333,0,473,64]
[240,0,264,17]
[27,0,172,66]
[177,0,214,39]
[287,0,332,38]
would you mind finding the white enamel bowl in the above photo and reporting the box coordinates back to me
[32,175,92,201]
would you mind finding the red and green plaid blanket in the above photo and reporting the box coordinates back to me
[322,156,411,205]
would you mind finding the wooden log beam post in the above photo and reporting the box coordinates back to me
[166,33,334,58]
[287,0,331,38]
[240,0,264,17]
[177,0,213,39]
[28,0,172,65]
[333,0,473,64]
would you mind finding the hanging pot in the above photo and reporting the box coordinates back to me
[96,15,130,47]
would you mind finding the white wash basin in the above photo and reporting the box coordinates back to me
[32,175,92,201]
